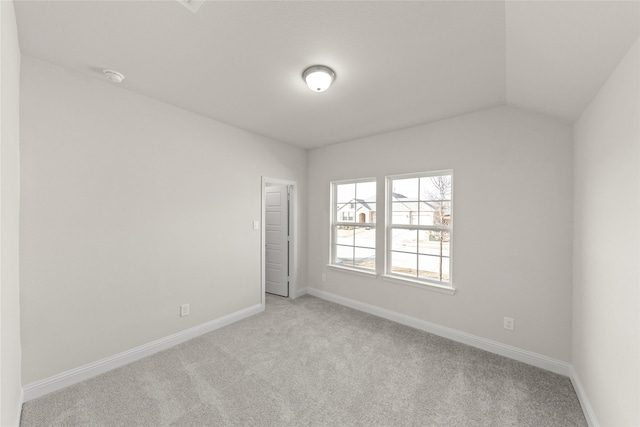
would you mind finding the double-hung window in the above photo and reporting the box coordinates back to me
[331,179,376,271]
[386,171,453,286]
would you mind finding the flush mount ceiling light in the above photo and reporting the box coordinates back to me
[176,0,205,13]
[302,65,335,92]
[103,69,125,83]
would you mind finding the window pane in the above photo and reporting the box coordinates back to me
[418,255,441,281]
[391,177,419,201]
[354,227,376,249]
[418,231,450,256]
[355,181,376,201]
[391,251,417,277]
[391,228,417,253]
[418,201,451,226]
[336,183,355,204]
[420,175,452,201]
[335,245,354,267]
[336,225,354,246]
[337,204,355,223]
[442,257,450,281]
[418,255,450,282]
[353,201,375,224]
[391,201,419,225]
[354,247,375,269]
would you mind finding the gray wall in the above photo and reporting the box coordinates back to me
[19,57,307,385]
[1,1,23,425]
[307,106,574,361]
[573,37,639,426]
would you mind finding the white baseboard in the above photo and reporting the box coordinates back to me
[23,303,263,402]
[306,288,572,376]
[294,287,309,298]
[569,366,599,427]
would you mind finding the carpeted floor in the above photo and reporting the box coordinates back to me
[21,294,587,426]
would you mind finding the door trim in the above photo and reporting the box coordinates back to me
[261,177,297,308]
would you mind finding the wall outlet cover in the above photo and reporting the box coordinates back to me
[504,317,514,331]
[180,304,190,317]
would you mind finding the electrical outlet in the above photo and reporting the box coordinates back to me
[503,317,514,331]
[180,304,190,317]
[321,274,326,282]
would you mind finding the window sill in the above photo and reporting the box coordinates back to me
[326,264,378,279]
[381,275,456,295]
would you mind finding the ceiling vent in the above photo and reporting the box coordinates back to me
[177,0,205,13]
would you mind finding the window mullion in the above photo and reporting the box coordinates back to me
[417,176,421,227]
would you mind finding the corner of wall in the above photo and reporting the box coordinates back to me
[572,36,639,427]
[1,0,23,425]
[569,366,599,427]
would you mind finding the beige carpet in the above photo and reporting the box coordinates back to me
[20,294,587,426]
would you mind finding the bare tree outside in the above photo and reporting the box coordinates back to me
[423,175,451,281]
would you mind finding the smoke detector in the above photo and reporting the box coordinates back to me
[103,69,125,83]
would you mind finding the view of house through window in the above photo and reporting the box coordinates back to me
[332,180,376,270]
[387,172,452,284]
[330,171,452,287]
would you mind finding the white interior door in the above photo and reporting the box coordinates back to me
[265,185,289,297]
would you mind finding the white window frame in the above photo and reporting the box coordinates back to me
[384,170,454,292]
[329,178,377,274]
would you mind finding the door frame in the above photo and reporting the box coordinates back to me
[261,177,297,308]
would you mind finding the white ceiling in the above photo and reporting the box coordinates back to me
[13,0,640,149]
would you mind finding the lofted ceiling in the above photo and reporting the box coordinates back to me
[13,0,640,149]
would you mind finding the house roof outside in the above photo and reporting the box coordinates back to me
[337,199,373,213]
[338,193,451,216]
